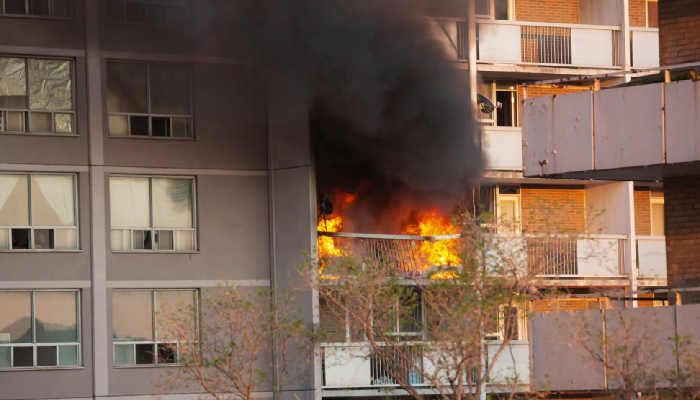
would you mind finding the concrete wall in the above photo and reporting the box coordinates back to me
[659,0,700,65]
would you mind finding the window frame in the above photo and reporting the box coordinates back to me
[103,0,190,27]
[112,289,198,367]
[0,0,74,20]
[0,289,82,370]
[0,172,80,251]
[109,175,197,252]
[475,0,515,21]
[0,55,77,136]
[496,185,521,235]
[106,60,194,139]
[477,80,520,128]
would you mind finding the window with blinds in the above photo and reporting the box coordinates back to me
[109,176,196,251]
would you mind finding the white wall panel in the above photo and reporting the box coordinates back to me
[478,23,521,63]
[571,29,613,67]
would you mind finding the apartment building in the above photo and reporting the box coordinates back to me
[0,0,670,399]
[0,1,319,399]
[520,0,700,304]
[318,0,669,395]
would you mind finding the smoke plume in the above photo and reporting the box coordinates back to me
[233,0,482,232]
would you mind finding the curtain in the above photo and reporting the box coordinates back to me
[0,175,27,226]
[152,178,193,229]
[110,177,150,228]
[32,175,75,226]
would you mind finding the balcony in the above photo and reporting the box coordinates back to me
[482,126,522,171]
[322,341,530,392]
[522,76,700,180]
[477,20,622,69]
[318,232,662,280]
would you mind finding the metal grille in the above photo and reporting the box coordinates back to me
[370,345,424,386]
[525,236,578,275]
[521,25,572,65]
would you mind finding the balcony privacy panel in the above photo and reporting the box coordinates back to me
[323,346,372,387]
[665,80,700,164]
[631,30,660,68]
[637,238,667,278]
[478,23,521,63]
[576,238,621,276]
[482,127,523,171]
[487,341,530,386]
[571,29,613,67]
[593,84,664,170]
[522,91,594,176]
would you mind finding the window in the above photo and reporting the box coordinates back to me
[651,197,664,236]
[498,304,528,340]
[477,80,519,127]
[0,290,80,369]
[375,288,424,339]
[0,0,73,18]
[0,57,75,135]
[497,185,520,234]
[110,176,196,251]
[112,290,196,366]
[475,0,514,20]
[647,0,658,28]
[0,174,78,250]
[107,61,192,138]
[104,0,188,27]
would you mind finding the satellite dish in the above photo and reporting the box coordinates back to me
[477,93,501,114]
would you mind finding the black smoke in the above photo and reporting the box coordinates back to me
[232,0,482,232]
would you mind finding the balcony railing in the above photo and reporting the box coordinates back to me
[482,126,523,171]
[477,20,622,68]
[319,232,630,278]
[322,341,530,390]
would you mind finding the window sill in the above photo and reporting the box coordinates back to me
[114,363,183,369]
[0,14,75,21]
[108,135,195,141]
[111,250,200,254]
[0,249,81,253]
[0,366,84,371]
[0,131,78,138]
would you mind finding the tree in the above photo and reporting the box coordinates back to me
[156,283,315,400]
[303,209,564,400]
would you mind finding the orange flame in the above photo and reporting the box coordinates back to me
[317,191,359,266]
[405,211,460,269]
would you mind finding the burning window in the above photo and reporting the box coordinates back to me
[0,57,75,134]
[107,61,192,138]
[110,176,196,251]
[104,0,188,26]
[0,0,73,18]
[0,173,79,250]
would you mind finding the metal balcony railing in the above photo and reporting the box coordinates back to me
[318,232,629,278]
[477,20,622,68]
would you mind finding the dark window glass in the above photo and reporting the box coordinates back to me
[37,346,58,367]
[34,229,54,250]
[129,116,149,136]
[11,229,30,249]
[107,63,148,113]
[135,343,154,364]
[158,343,176,363]
[12,347,33,367]
[30,0,50,16]
[4,0,27,14]
[475,0,489,15]
[151,117,170,137]
[496,90,517,127]
[494,0,509,20]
